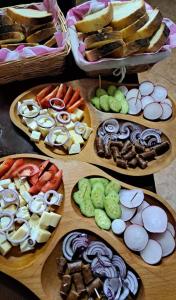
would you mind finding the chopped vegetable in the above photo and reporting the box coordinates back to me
[94,209,111,230]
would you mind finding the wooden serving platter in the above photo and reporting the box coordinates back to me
[0,153,176,300]
[10,79,176,176]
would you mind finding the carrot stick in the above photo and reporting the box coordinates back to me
[40,86,59,108]
[56,83,67,99]
[36,85,53,103]
[63,86,74,105]
[29,160,50,186]
[67,98,85,113]
[66,88,80,108]
[2,159,24,179]
[0,159,14,178]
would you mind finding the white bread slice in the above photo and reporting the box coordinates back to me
[75,4,113,33]
[120,13,149,39]
[6,7,52,26]
[111,38,149,58]
[139,23,170,53]
[26,27,56,43]
[125,9,163,42]
[29,21,55,34]
[0,32,25,45]
[84,31,122,50]
[1,43,38,50]
[111,0,146,30]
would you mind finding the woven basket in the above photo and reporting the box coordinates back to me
[0,2,70,85]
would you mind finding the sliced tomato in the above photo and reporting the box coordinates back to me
[49,164,58,174]
[41,169,63,192]
[2,159,24,179]
[29,160,50,186]
[29,171,53,194]
[0,159,15,178]
[12,163,40,178]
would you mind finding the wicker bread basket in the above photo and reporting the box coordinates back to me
[0,2,70,84]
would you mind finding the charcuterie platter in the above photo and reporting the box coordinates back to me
[0,153,176,300]
[10,79,176,176]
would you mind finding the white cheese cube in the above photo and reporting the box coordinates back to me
[48,212,61,227]
[0,233,6,244]
[4,204,17,215]
[70,113,77,122]
[69,143,81,155]
[31,226,51,243]
[8,183,16,190]
[14,178,21,190]
[63,138,73,150]
[24,181,30,192]
[10,223,29,242]
[19,185,27,195]
[16,207,30,221]
[39,211,61,229]
[0,217,11,230]
[29,214,40,228]
[0,179,12,188]
[83,127,93,140]
[69,130,84,145]
[40,109,48,115]
[75,108,84,121]
[55,133,68,145]
[65,121,75,131]
[27,120,38,131]
[30,131,41,142]
[20,239,35,253]
[19,195,27,207]
[38,127,49,137]
[0,241,12,256]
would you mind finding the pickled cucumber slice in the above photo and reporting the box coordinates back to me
[78,178,91,194]
[91,97,100,110]
[96,88,107,98]
[109,96,121,112]
[107,85,116,96]
[91,182,105,209]
[120,100,129,114]
[105,180,121,196]
[73,190,84,205]
[94,209,111,230]
[90,178,109,188]
[114,90,125,102]
[104,192,121,219]
[99,95,110,112]
[80,192,95,217]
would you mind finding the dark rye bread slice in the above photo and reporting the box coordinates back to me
[26,27,56,43]
[0,32,25,45]
[85,31,123,50]
[1,43,38,50]
[0,24,24,35]
[85,40,125,61]
[120,12,149,39]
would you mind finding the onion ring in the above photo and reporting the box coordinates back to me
[0,212,14,232]
[103,119,119,134]
[44,190,62,206]
[18,100,40,118]
[1,189,20,205]
[49,98,65,111]
[28,198,47,215]
[36,115,55,128]
[47,126,70,147]
[74,122,86,135]
[6,218,30,245]
[56,111,71,124]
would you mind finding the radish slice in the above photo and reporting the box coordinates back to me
[167,222,175,237]
[160,103,172,120]
[120,205,136,221]
[141,96,154,109]
[143,102,163,120]
[139,81,154,96]
[119,189,144,209]
[151,230,176,257]
[151,85,168,102]
[162,98,172,107]
[124,224,149,252]
[131,201,150,226]
[140,239,162,265]
[111,219,126,235]
[128,98,142,115]
[142,206,168,233]
[126,89,141,101]
[119,85,128,96]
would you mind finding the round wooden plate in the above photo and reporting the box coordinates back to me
[0,154,176,300]
[10,79,176,176]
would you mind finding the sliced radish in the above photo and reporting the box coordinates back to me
[120,205,136,221]
[151,85,167,102]
[141,96,154,110]
[131,201,150,226]
[162,98,172,107]
[143,102,163,120]
[140,239,162,265]
[126,89,141,101]
[111,219,126,235]
[119,85,128,96]
[139,81,154,96]
[119,189,144,209]
[151,230,176,257]
[124,224,149,252]
[160,103,172,120]
[128,98,142,115]
[142,206,168,233]
[167,222,175,237]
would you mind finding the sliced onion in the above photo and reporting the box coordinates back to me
[143,102,163,120]
[119,189,144,209]
[124,270,139,296]
[120,122,141,133]
[140,239,162,265]
[92,255,112,268]
[36,115,55,128]
[140,129,161,146]
[103,119,119,134]
[130,129,142,144]
[47,126,70,147]
[56,111,71,124]
[119,286,130,300]
[28,198,47,215]
[102,134,112,144]
[49,98,65,111]
[1,189,20,205]
[18,100,40,118]
[128,98,142,115]
[160,103,172,120]
[72,233,89,254]
[151,85,167,102]
[98,126,106,137]
[139,81,154,96]
[0,212,14,232]
[6,218,30,245]
[44,190,62,206]
[74,122,86,135]
[103,278,122,299]
[62,231,82,261]
[112,255,127,278]
[91,257,117,278]
[126,89,141,101]
[86,241,113,259]
[141,96,154,109]
[117,127,130,140]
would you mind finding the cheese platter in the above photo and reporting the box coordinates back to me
[0,153,176,300]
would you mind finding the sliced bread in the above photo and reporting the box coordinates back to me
[75,4,113,33]
[26,27,56,43]
[120,12,149,39]
[139,23,170,53]
[28,21,55,34]
[0,24,24,35]
[111,0,146,30]
[125,8,163,42]
[0,32,25,45]
[6,7,53,26]
[0,14,13,25]
[84,31,122,50]
[0,43,38,50]
[85,40,125,61]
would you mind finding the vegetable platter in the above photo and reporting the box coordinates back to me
[0,153,176,300]
[10,78,176,176]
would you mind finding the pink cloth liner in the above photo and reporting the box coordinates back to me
[0,0,67,63]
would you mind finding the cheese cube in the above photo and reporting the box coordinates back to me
[69,143,81,155]
[40,109,48,115]
[20,239,35,253]
[48,108,58,118]
[31,227,51,243]
[16,207,30,221]
[29,214,40,228]
[38,127,49,137]
[0,233,6,244]
[69,130,84,145]
[10,223,29,242]
[0,179,12,188]
[65,121,75,131]
[30,131,41,142]
[75,108,84,121]
[8,183,16,190]
[14,178,21,190]
[17,101,22,115]
[49,212,61,227]
[55,134,68,145]
[0,186,4,192]
[70,113,77,122]
[19,185,27,195]
[19,195,27,207]
[39,211,61,229]
[83,127,93,140]
[4,204,17,215]
[1,217,11,230]
[0,241,12,256]
[27,120,38,131]
[24,180,30,192]
[63,138,73,150]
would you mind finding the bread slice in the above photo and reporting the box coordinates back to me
[6,7,53,26]
[0,15,13,25]
[1,43,38,50]
[0,32,25,45]
[0,24,24,35]
[84,31,122,50]
[75,4,113,33]
[44,36,57,47]
[139,23,170,53]
[78,26,113,41]
[111,0,146,30]
[85,40,125,61]
[28,21,55,34]
[120,12,149,39]
[112,38,150,58]
[26,27,56,43]
[125,9,163,42]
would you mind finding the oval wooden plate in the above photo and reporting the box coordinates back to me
[10,79,176,176]
[0,154,176,300]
